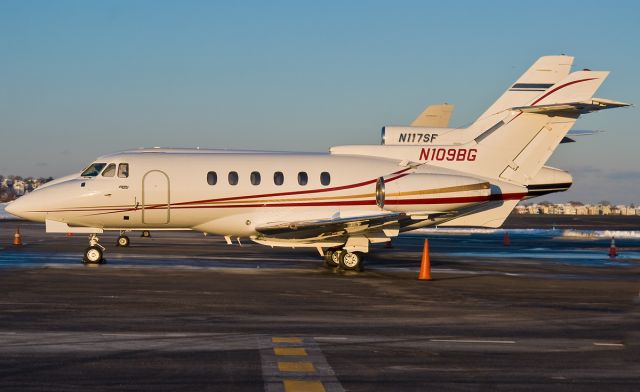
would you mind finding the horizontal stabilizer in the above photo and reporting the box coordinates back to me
[560,129,603,144]
[513,98,630,115]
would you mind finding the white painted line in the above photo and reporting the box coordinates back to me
[430,339,516,344]
[314,337,348,341]
[593,342,624,347]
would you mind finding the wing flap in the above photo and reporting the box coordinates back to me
[255,212,405,239]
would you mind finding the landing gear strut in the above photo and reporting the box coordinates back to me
[83,234,105,264]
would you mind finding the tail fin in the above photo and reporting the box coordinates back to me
[411,103,454,127]
[467,70,616,184]
[477,55,574,120]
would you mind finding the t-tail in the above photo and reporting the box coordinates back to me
[464,70,628,185]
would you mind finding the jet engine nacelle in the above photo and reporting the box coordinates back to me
[381,126,456,145]
[376,173,491,213]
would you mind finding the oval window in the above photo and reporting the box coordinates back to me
[298,172,308,186]
[250,171,261,185]
[320,172,330,186]
[207,171,217,185]
[228,171,239,185]
[274,171,284,186]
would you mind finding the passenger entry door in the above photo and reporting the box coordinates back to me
[142,170,170,224]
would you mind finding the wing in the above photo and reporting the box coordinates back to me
[255,212,406,241]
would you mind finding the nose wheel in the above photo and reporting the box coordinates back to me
[117,233,130,247]
[83,234,105,264]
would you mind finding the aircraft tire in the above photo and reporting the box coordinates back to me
[83,246,104,264]
[339,251,364,271]
[325,250,340,267]
[117,235,130,247]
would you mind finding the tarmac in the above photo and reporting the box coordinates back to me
[1,221,639,391]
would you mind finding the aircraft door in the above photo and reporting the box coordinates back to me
[142,170,170,224]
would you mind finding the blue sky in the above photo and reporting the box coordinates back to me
[1,0,638,203]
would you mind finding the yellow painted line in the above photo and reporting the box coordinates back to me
[278,361,316,372]
[283,380,326,392]
[272,337,303,344]
[274,347,307,356]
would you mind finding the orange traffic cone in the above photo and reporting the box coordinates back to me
[503,231,510,246]
[609,237,617,258]
[13,227,23,246]
[418,239,431,281]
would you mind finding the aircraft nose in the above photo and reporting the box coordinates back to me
[5,200,20,218]
[4,195,46,222]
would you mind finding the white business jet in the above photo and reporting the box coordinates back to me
[6,55,628,270]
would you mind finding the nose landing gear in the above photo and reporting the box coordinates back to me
[117,231,130,247]
[83,234,105,264]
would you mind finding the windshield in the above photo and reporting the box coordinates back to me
[81,162,107,177]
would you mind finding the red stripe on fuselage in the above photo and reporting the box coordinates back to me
[168,192,528,210]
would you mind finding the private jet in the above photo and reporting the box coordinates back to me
[6,55,629,270]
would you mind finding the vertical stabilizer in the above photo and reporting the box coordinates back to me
[411,103,454,127]
[477,55,574,120]
[469,70,610,183]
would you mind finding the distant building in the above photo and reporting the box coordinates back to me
[516,202,639,216]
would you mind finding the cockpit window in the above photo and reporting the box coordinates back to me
[102,164,116,177]
[118,163,129,178]
[81,163,107,177]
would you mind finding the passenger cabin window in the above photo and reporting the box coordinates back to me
[320,172,331,186]
[228,171,239,185]
[207,171,217,186]
[250,171,261,186]
[274,171,284,186]
[101,164,116,177]
[118,163,129,178]
[298,172,308,186]
[81,162,107,177]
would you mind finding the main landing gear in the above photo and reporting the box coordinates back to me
[324,248,365,272]
[83,234,106,264]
